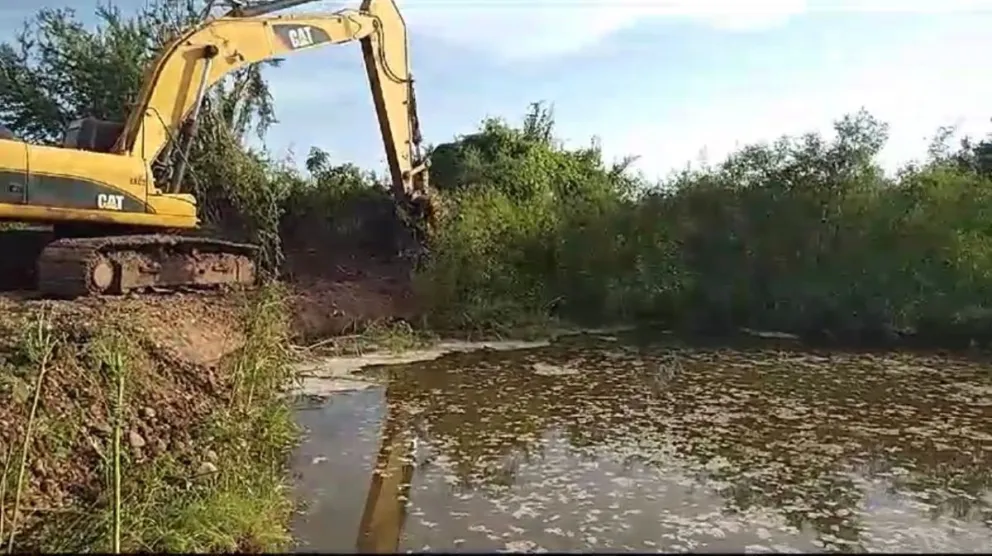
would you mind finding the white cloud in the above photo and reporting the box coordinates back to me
[295,0,808,61]
[401,0,812,61]
[294,0,992,62]
[584,35,992,179]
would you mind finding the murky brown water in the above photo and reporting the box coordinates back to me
[291,336,992,553]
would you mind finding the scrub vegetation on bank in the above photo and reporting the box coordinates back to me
[418,107,992,348]
[3,0,992,551]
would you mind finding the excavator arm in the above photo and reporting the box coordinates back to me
[114,0,428,203]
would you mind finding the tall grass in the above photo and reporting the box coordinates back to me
[93,331,129,554]
[4,307,56,552]
[0,284,298,553]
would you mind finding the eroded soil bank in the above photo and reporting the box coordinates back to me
[0,289,296,551]
[0,222,421,552]
[0,256,417,553]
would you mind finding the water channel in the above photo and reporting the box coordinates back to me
[290,334,992,552]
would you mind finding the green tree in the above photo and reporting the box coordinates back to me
[417,101,992,346]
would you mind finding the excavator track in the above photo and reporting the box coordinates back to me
[36,234,258,299]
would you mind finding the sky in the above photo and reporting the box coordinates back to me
[3,0,992,180]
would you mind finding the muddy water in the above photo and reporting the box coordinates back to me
[291,336,992,553]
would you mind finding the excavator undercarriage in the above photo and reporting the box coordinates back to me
[36,233,257,298]
[0,224,257,297]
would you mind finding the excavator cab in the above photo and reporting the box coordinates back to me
[61,117,124,153]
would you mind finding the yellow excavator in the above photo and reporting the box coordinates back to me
[0,0,430,298]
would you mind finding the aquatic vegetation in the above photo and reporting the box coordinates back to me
[295,340,992,552]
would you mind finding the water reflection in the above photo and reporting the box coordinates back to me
[294,339,992,552]
[356,410,416,553]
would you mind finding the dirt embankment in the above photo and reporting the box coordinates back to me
[280,201,421,341]
[0,235,416,551]
[285,253,417,342]
[0,197,420,549]
[0,291,257,550]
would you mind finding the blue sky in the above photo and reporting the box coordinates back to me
[3,1,992,180]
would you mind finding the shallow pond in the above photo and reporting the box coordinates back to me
[291,336,992,553]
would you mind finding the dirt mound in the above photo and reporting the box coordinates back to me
[285,252,417,341]
[0,234,418,545]
[0,289,262,549]
[0,291,245,364]
[278,187,423,340]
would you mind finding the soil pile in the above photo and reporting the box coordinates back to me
[0,289,293,552]
[279,197,421,340]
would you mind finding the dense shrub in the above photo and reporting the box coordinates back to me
[416,104,992,345]
[278,147,413,272]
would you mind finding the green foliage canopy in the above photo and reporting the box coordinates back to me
[416,102,992,346]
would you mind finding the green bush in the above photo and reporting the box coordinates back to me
[416,104,992,346]
[279,147,402,261]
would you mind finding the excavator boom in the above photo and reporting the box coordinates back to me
[117,0,428,202]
